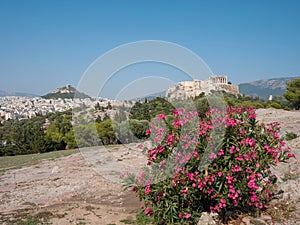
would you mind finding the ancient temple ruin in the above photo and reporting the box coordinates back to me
[166,75,239,100]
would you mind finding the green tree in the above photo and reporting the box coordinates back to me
[74,123,100,147]
[64,130,78,149]
[129,97,174,121]
[45,112,74,150]
[272,96,290,109]
[129,119,149,140]
[284,78,300,109]
[114,109,127,122]
[129,102,150,120]
[114,121,135,144]
[95,115,102,123]
[103,113,110,121]
[6,119,47,155]
[107,101,112,110]
[241,101,264,109]
[96,119,117,145]
[194,96,210,118]
[266,102,281,109]
[95,102,101,111]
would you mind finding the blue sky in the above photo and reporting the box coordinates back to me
[0,0,300,97]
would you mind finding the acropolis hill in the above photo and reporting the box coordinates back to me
[166,75,239,100]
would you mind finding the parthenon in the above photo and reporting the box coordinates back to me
[210,75,228,84]
[166,75,239,100]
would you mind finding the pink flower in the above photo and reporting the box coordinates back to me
[241,138,256,147]
[239,129,246,136]
[287,153,296,158]
[226,118,237,127]
[187,171,194,181]
[231,165,242,173]
[209,153,217,159]
[218,149,224,156]
[226,174,233,184]
[157,113,166,120]
[249,114,256,119]
[206,189,213,194]
[248,179,258,190]
[145,184,151,195]
[243,153,250,161]
[173,108,184,116]
[198,182,203,190]
[264,145,270,151]
[280,141,286,146]
[181,188,188,197]
[184,213,191,218]
[246,167,252,173]
[218,172,223,177]
[214,205,220,212]
[250,195,257,202]
[145,129,151,135]
[219,198,227,208]
[144,207,152,215]
[171,180,176,186]
[236,154,243,161]
[173,119,183,128]
[229,146,235,154]
[167,134,174,145]
[156,145,164,153]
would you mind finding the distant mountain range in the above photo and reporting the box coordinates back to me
[0,90,39,97]
[130,91,166,101]
[1,77,299,100]
[42,84,91,99]
[238,77,299,99]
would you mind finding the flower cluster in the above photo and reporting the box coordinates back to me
[125,106,295,224]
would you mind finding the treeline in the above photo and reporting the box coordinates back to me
[0,109,116,156]
[224,93,290,109]
[224,77,300,110]
[0,97,177,156]
[1,82,298,157]
[0,110,73,156]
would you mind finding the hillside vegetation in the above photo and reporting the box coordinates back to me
[2,76,300,157]
[42,85,91,99]
[239,77,299,99]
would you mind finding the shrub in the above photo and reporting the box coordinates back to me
[241,101,264,109]
[285,132,298,141]
[123,106,295,224]
[266,102,281,109]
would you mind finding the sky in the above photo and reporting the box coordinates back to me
[0,0,300,98]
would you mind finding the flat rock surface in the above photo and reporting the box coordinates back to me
[0,144,147,225]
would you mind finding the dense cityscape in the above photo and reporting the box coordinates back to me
[0,96,95,121]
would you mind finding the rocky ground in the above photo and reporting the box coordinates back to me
[0,108,299,225]
[0,144,147,225]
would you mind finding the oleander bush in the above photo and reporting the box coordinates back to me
[123,106,295,225]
